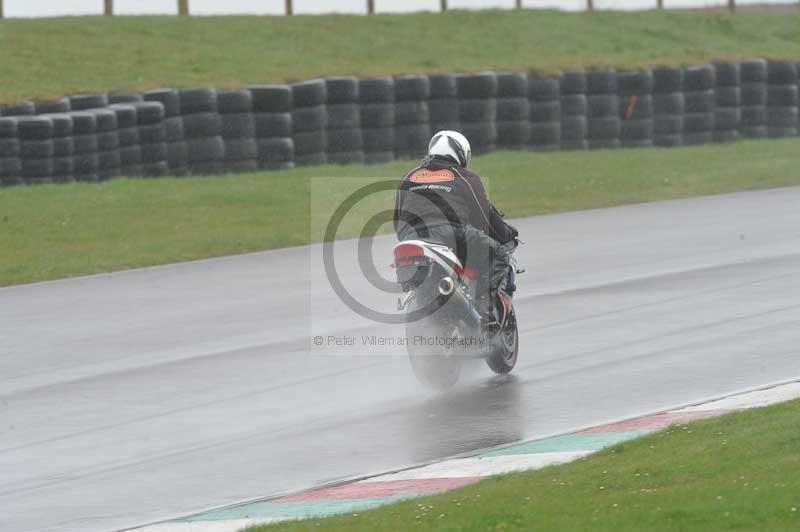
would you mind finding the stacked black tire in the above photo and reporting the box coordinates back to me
[359,77,395,164]
[1,102,35,117]
[291,79,327,167]
[0,118,21,186]
[180,88,223,175]
[394,75,431,160]
[18,116,54,184]
[618,70,654,148]
[145,89,187,176]
[110,104,141,177]
[109,93,143,104]
[766,61,798,138]
[35,98,71,115]
[325,77,363,165]
[653,66,684,147]
[457,72,497,154]
[249,85,294,171]
[682,65,716,146]
[219,90,258,173]
[37,100,75,181]
[739,60,768,139]
[586,70,621,150]
[69,93,108,112]
[70,112,99,182]
[428,74,459,134]
[45,114,74,182]
[712,62,741,143]
[494,72,530,150]
[133,101,168,177]
[94,108,121,181]
[527,77,560,152]
[559,71,587,151]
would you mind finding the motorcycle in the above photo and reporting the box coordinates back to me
[393,238,522,389]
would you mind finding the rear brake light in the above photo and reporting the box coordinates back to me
[394,243,425,260]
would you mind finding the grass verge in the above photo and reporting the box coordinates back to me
[2,10,800,104]
[250,398,800,531]
[1,139,799,287]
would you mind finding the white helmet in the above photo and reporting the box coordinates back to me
[427,130,472,168]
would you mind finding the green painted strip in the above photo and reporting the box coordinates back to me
[478,430,652,457]
[183,496,411,522]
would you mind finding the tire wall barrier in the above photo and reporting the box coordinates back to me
[144,88,187,176]
[219,90,258,174]
[739,59,768,139]
[766,60,799,138]
[326,77,364,165]
[292,79,328,167]
[394,75,431,161]
[618,69,654,148]
[70,111,99,182]
[586,70,621,150]
[428,74,459,138]
[135,101,169,177]
[18,116,55,184]
[1,58,799,186]
[359,77,395,165]
[559,71,587,151]
[713,62,741,143]
[653,66,684,147]
[496,72,530,151]
[180,88,223,175]
[249,84,294,171]
[683,65,715,146]
[95,108,122,181]
[457,72,498,155]
[111,104,142,178]
[529,75,560,152]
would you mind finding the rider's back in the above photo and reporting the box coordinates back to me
[394,157,515,245]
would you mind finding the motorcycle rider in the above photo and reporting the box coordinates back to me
[394,130,518,326]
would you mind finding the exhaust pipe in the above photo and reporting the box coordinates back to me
[438,277,455,296]
[437,277,481,330]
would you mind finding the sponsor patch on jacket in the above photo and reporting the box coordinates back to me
[409,168,455,183]
[409,184,453,192]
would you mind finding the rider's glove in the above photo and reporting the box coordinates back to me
[507,223,519,240]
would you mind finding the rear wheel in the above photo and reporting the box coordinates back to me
[486,303,519,374]
[405,299,462,390]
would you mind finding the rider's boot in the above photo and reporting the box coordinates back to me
[478,293,500,333]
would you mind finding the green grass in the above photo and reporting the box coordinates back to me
[251,398,800,531]
[2,10,800,104]
[1,139,799,287]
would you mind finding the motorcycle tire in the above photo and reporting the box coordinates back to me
[486,303,519,374]
[405,300,462,391]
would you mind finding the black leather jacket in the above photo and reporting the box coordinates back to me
[394,156,517,244]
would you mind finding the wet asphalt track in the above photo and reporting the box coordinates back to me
[3,187,800,532]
